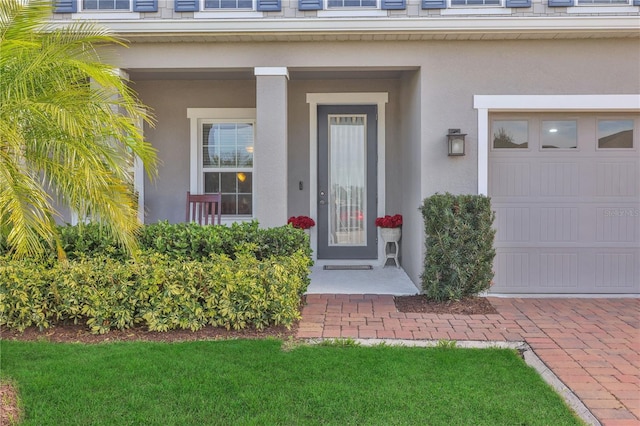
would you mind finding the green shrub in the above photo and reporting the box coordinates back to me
[420,193,496,301]
[0,250,311,334]
[0,220,311,262]
[139,220,311,261]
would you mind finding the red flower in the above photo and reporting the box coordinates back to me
[287,215,316,230]
[375,214,403,228]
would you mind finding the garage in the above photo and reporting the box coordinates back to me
[489,112,639,294]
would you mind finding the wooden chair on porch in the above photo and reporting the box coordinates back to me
[186,191,222,225]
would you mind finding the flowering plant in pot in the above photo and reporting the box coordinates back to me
[375,214,403,228]
[287,215,316,230]
[376,214,403,245]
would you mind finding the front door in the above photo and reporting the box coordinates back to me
[317,105,377,259]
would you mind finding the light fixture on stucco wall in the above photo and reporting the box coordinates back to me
[447,129,467,156]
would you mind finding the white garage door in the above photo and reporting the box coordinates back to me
[489,113,640,294]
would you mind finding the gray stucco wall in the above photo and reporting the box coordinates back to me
[134,79,255,223]
[123,37,639,286]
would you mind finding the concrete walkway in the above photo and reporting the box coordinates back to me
[297,295,640,426]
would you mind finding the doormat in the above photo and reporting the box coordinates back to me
[323,265,373,270]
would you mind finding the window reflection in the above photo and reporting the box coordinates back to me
[492,120,528,149]
[541,120,577,149]
[598,120,633,149]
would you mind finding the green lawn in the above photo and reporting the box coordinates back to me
[1,339,582,425]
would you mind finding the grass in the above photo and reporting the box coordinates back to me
[0,339,582,425]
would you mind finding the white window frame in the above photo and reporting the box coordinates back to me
[568,0,638,13]
[187,108,256,224]
[441,1,510,14]
[195,0,264,17]
[202,0,254,10]
[474,94,640,195]
[326,0,379,8]
[317,0,387,16]
[72,0,141,19]
[449,0,503,7]
[576,0,632,4]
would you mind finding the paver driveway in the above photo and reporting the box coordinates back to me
[297,296,640,426]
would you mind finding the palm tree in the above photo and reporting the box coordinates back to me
[0,0,158,259]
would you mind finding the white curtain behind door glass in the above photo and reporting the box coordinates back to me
[329,116,366,246]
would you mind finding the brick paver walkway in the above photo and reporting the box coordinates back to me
[297,295,640,426]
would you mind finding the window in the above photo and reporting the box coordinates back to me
[598,120,634,149]
[188,108,256,220]
[541,120,577,149]
[451,0,500,5]
[83,0,130,10]
[204,0,252,8]
[328,0,376,6]
[577,0,628,4]
[201,122,254,215]
[492,120,528,149]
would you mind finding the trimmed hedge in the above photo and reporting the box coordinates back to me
[0,248,311,334]
[420,193,496,301]
[1,220,311,262]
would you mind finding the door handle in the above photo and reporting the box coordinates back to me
[319,200,326,205]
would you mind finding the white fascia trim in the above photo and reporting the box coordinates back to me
[52,16,640,35]
[306,92,389,263]
[254,67,289,78]
[474,94,640,111]
[473,94,640,196]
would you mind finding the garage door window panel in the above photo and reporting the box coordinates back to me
[492,120,529,149]
[598,119,634,149]
[541,120,578,149]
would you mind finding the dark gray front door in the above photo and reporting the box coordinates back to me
[317,105,377,259]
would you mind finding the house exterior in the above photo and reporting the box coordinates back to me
[51,0,640,295]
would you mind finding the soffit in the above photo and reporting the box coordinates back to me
[127,67,413,80]
[51,16,640,42]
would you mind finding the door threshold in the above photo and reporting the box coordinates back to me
[323,265,374,271]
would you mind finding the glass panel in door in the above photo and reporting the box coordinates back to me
[329,115,367,246]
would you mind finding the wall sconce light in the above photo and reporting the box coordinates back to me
[447,129,467,156]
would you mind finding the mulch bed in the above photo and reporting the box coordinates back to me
[0,323,296,345]
[394,295,498,315]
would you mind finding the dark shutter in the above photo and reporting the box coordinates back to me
[133,0,158,11]
[257,0,281,10]
[299,0,322,10]
[175,0,198,11]
[506,0,531,6]
[422,0,446,8]
[54,0,77,13]
[548,0,573,6]
[381,0,406,9]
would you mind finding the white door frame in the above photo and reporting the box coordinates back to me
[307,92,389,264]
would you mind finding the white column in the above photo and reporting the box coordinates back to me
[254,67,289,228]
